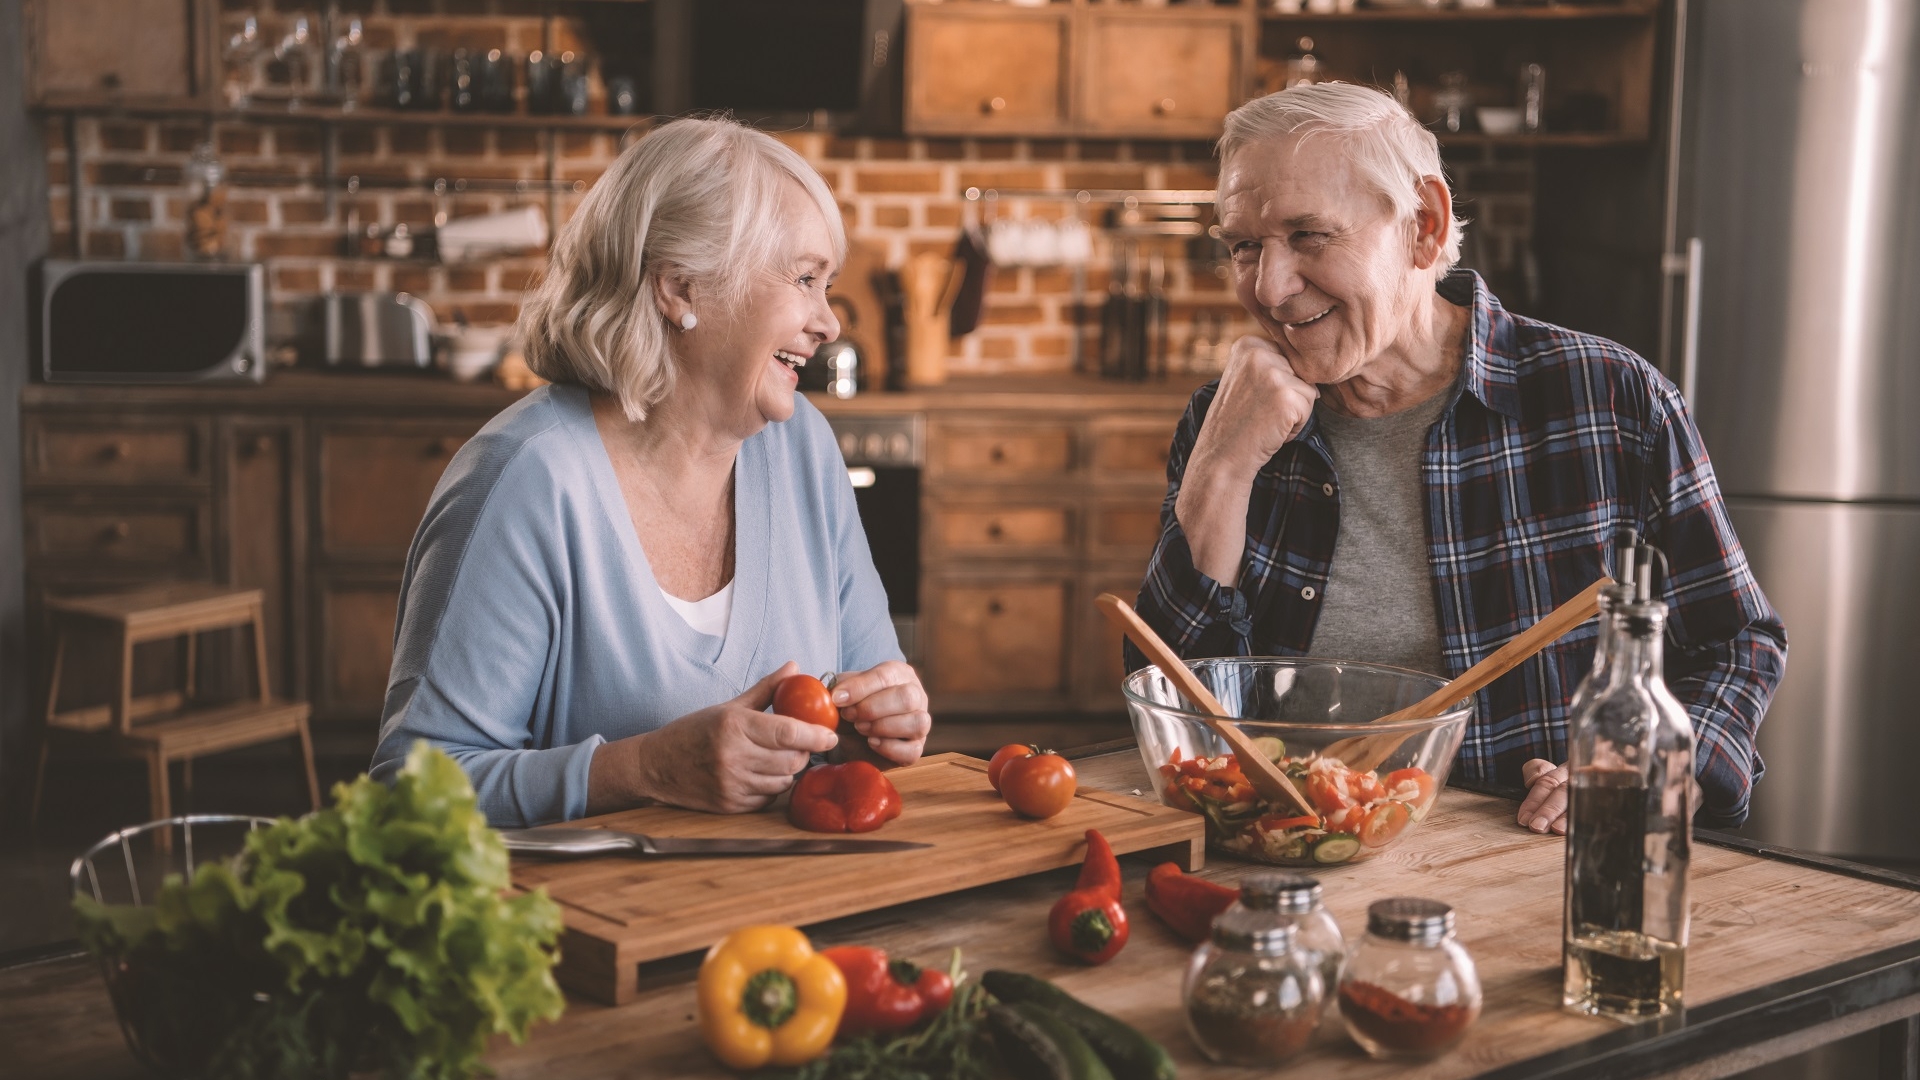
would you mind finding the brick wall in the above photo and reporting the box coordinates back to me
[41,6,1539,377]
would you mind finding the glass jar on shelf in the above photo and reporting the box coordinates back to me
[1433,71,1472,134]
[274,16,320,108]
[222,16,264,108]
[1182,874,1328,1066]
[331,17,365,110]
[1337,898,1481,1059]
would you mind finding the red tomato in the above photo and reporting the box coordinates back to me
[1348,771,1389,805]
[1385,767,1439,808]
[1358,801,1413,848]
[1001,751,1077,819]
[987,743,1034,794]
[1304,773,1356,815]
[773,673,839,730]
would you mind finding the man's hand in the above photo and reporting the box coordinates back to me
[830,660,931,767]
[1176,335,1320,583]
[1518,758,1569,834]
[589,662,839,816]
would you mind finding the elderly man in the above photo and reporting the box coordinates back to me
[1132,82,1785,831]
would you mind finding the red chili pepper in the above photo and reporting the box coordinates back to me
[788,761,902,833]
[1073,829,1122,900]
[820,946,954,1039]
[1144,862,1238,944]
[1048,830,1128,964]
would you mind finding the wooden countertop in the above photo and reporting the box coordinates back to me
[20,370,1209,414]
[7,748,1918,1079]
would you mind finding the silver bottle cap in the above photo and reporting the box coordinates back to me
[1366,897,1454,946]
[1239,872,1323,914]
[1211,907,1298,956]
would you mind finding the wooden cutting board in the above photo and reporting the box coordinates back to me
[510,753,1204,1004]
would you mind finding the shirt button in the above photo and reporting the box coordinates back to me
[1322,483,1335,497]
[1301,586,1317,600]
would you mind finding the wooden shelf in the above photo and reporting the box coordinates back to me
[1437,130,1643,146]
[32,93,654,133]
[1264,1,1655,21]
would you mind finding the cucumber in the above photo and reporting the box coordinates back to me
[989,1002,1114,1080]
[1250,735,1287,762]
[983,971,1177,1080]
[1312,832,1362,864]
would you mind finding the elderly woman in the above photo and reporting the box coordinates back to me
[370,118,929,827]
[1132,83,1785,831]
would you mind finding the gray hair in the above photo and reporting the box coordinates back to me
[517,116,846,420]
[1219,82,1466,279]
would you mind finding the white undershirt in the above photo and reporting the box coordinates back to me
[659,579,734,639]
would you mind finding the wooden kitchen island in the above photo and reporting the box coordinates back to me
[4,746,1918,1079]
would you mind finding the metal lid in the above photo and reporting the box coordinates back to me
[1210,906,1299,956]
[1366,897,1454,946]
[1239,872,1323,915]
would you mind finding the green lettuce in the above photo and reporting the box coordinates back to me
[75,742,565,1080]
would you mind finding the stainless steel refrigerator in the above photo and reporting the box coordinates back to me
[1661,0,1920,864]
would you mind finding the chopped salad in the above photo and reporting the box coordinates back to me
[1159,741,1439,865]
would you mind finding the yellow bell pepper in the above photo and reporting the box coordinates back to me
[697,925,847,1070]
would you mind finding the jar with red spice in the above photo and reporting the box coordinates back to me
[1337,898,1481,1058]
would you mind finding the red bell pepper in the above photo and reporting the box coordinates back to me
[1048,829,1128,964]
[819,946,954,1039]
[1144,862,1238,944]
[789,761,902,834]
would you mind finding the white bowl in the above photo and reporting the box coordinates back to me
[1477,107,1523,136]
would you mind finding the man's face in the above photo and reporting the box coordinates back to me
[1217,134,1427,386]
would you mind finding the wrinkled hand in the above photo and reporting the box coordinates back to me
[830,660,931,767]
[1518,758,1569,835]
[605,661,839,815]
[1189,334,1320,480]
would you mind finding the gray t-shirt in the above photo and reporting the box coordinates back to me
[1307,376,1458,676]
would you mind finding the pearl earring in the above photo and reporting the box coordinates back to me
[679,312,698,331]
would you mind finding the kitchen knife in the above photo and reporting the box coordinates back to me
[499,828,931,858]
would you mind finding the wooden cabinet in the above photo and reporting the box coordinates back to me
[904,4,1072,137]
[904,1,1255,139]
[1079,9,1248,138]
[316,425,468,560]
[922,574,1076,703]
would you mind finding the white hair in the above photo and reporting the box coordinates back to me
[516,116,846,421]
[1219,82,1466,280]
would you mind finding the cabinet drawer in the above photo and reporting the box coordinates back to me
[906,7,1070,136]
[1079,13,1243,136]
[25,500,209,567]
[925,578,1072,700]
[25,417,207,487]
[1088,501,1164,563]
[930,423,1074,481]
[317,426,470,559]
[315,576,401,715]
[929,504,1074,558]
[1090,419,1174,482]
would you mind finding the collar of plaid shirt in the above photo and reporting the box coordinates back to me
[1141,270,1786,827]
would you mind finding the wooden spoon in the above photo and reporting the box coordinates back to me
[1322,576,1615,774]
[1094,593,1312,815]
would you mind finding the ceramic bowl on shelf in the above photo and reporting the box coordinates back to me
[1124,657,1470,867]
[1476,106,1523,135]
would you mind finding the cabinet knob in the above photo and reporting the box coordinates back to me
[426,438,453,458]
[102,441,129,462]
[988,444,1006,463]
[1154,98,1177,116]
[986,598,1005,616]
[986,521,1005,540]
[103,521,130,542]
[982,96,1008,114]
[246,435,272,458]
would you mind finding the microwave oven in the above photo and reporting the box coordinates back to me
[35,260,267,384]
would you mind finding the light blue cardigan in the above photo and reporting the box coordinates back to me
[369,384,902,827]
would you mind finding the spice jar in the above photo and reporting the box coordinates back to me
[1183,876,1327,1065]
[1338,898,1481,1059]
[1233,872,1345,993]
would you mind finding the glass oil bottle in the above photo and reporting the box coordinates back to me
[1562,545,1694,1019]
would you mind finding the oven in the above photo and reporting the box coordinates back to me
[828,414,922,662]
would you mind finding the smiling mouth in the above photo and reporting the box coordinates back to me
[774,349,809,372]
[1284,306,1335,330]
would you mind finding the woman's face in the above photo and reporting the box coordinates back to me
[676,181,842,438]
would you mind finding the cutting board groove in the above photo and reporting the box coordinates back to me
[510,753,1204,1004]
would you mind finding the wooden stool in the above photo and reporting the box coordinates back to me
[31,583,321,836]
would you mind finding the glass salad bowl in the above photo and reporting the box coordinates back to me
[1124,658,1470,867]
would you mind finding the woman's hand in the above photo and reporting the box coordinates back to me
[589,662,839,816]
[1518,758,1569,834]
[830,660,931,767]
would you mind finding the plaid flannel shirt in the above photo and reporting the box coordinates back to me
[1130,271,1786,828]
